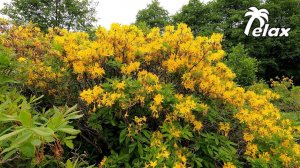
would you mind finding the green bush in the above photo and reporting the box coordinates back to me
[0,44,89,167]
[225,44,258,86]
[271,77,300,112]
[0,45,18,85]
[249,77,300,112]
[0,87,82,166]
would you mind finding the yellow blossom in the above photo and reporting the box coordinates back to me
[117,81,126,90]
[149,160,157,167]
[223,162,236,168]
[153,94,164,105]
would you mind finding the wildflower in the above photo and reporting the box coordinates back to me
[154,94,164,105]
[245,143,258,158]
[243,132,254,142]
[259,152,270,162]
[223,162,236,168]
[149,160,157,167]
[80,89,94,105]
[17,57,26,62]
[279,153,291,166]
[117,81,126,90]
[219,122,230,137]
[99,156,107,168]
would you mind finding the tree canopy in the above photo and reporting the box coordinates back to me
[172,0,300,84]
[1,0,97,31]
[136,0,170,30]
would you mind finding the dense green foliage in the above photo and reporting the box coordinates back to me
[0,45,89,167]
[1,0,97,31]
[225,44,258,86]
[250,77,300,112]
[136,0,170,30]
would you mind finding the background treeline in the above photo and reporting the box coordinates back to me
[135,0,300,86]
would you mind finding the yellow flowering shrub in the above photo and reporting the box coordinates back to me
[1,23,299,167]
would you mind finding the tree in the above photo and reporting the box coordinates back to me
[173,0,300,84]
[172,0,219,36]
[136,0,170,29]
[1,0,97,31]
[251,0,300,83]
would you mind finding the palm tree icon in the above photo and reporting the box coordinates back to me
[244,7,269,35]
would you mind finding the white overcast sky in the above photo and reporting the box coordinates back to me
[0,0,210,28]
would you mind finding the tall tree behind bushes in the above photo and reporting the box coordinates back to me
[1,0,97,31]
[173,0,216,36]
[172,0,300,84]
[136,0,170,30]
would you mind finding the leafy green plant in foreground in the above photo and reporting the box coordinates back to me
[0,88,82,166]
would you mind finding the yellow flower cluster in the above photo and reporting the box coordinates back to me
[223,162,236,168]
[0,24,65,94]
[173,96,205,131]
[121,61,140,75]
[259,152,271,162]
[133,116,147,134]
[270,76,293,88]
[153,94,164,106]
[280,153,292,166]
[219,122,230,137]
[80,86,104,105]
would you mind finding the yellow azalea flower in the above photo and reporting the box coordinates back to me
[245,143,258,158]
[223,162,236,168]
[149,160,157,167]
[153,94,164,105]
[259,152,270,162]
[243,132,254,142]
[173,162,184,168]
[117,81,126,90]
[121,62,140,75]
[280,153,291,166]
[171,129,181,138]
[73,61,85,74]
[17,57,26,62]
[80,89,94,105]
[219,122,230,137]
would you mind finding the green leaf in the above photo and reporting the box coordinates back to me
[31,127,54,137]
[129,143,137,153]
[66,113,83,120]
[12,132,32,146]
[0,128,26,142]
[65,104,78,115]
[19,142,35,157]
[64,139,74,149]
[31,139,42,146]
[142,130,150,138]
[44,136,55,143]
[63,136,76,141]
[137,142,143,156]
[119,129,127,143]
[2,149,18,161]
[1,146,17,154]
[66,159,73,168]
[29,95,44,104]
[19,110,32,127]
[58,128,80,135]
[194,158,203,167]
